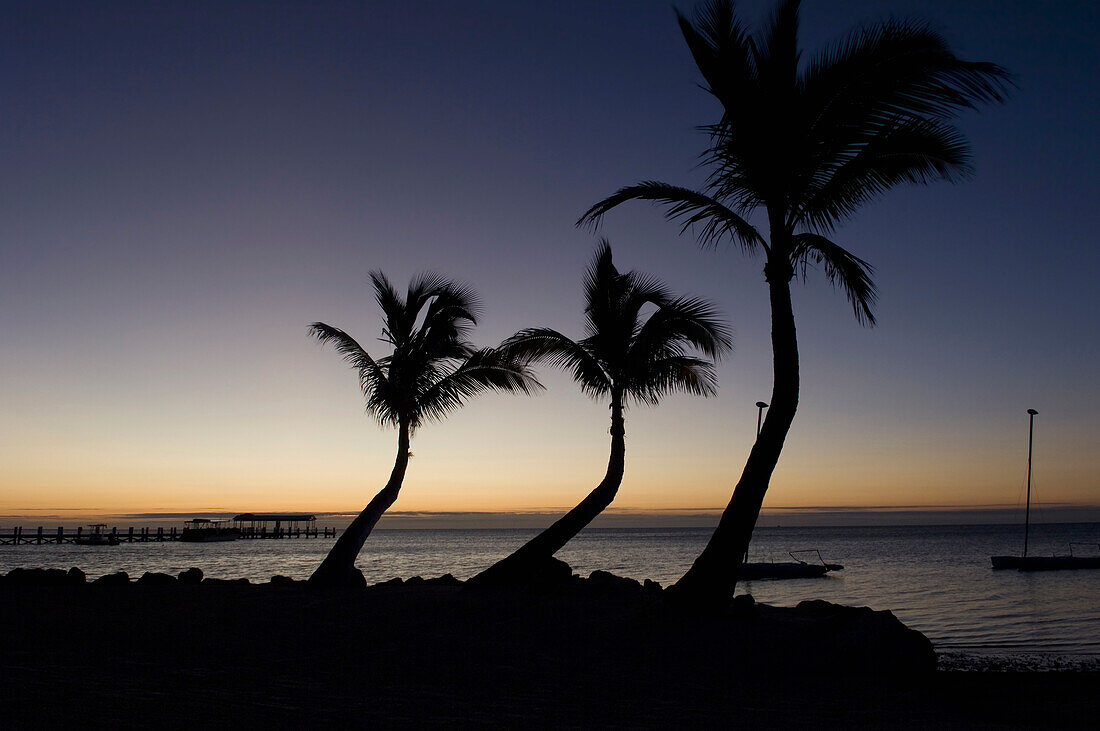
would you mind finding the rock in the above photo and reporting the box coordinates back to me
[373,577,404,588]
[466,555,573,589]
[730,593,755,618]
[792,600,937,673]
[138,572,177,586]
[795,599,841,616]
[5,567,72,586]
[178,568,203,585]
[201,577,251,586]
[643,579,663,594]
[586,570,643,594]
[67,567,86,585]
[405,576,425,585]
[424,573,462,587]
[92,571,130,585]
[307,566,367,588]
[269,575,296,586]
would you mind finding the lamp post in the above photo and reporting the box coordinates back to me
[743,400,769,564]
[755,401,769,437]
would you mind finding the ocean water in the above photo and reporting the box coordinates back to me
[3,523,1098,657]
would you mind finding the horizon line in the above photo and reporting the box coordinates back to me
[3,503,1098,518]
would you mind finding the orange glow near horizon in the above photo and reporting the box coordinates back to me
[3,380,1097,519]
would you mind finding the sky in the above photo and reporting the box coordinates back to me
[1,1,1097,524]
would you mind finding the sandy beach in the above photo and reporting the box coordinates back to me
[3,571,1097,728]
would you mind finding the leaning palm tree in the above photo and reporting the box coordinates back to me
[579,0,1011,605]
[309,272,541,587]
[470,241,731,585]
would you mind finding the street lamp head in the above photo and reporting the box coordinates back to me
[756,401,769,408]
[1027,408,1038,415]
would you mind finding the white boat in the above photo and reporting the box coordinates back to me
[73,524,119,546]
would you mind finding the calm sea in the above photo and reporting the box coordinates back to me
[3,523,1098,658]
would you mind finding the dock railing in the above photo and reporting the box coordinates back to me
[0,525,336,545]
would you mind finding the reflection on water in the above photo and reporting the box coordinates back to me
[2,523,1098,655]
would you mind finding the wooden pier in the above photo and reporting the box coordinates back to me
[0,524,336,545]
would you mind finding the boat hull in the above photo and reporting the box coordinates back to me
[991,555,1100,571]
[73,537,118,546]
[740,562,836,580]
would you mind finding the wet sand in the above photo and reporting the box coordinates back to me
[3,580,1097,728]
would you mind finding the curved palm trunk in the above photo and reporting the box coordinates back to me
[309,420,411,587]
[470,393,626,585]
[670,263,798,607]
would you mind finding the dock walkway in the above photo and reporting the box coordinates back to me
[0,525,335,545]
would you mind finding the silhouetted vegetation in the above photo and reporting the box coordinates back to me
[309,272,540,586]
[470,240,730,586]
[580,0,1011,605]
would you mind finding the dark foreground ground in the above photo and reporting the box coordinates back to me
[2,575,1097,728]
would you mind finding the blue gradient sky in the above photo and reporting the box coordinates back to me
[1,1,1097,520]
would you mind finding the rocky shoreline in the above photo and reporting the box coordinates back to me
[3,565,1097,727]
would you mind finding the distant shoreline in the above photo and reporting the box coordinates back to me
[3,509,1099,530]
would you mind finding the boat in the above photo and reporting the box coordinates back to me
[741,549,843,580]
[180,518,241,542]
[993,553,1100,571]
[991,409,1100,571]
[73,524,119,546]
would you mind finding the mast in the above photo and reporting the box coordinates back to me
[1023,408,1038,558]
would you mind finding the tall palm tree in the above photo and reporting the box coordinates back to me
[309,272,541,587]
[579,0,1011,605]
[470,241,731,585]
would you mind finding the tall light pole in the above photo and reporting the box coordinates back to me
[744,400,770,564]
[1023,408,1038,558]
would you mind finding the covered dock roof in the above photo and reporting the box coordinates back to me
[232,513,316,522]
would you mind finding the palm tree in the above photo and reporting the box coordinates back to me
[470,241,731,585]
[579,0,1011,605]
[309,272,541,587]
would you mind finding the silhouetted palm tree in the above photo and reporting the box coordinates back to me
[470,241,730,585]
[579,0,1011,605]
[309,272,541,587]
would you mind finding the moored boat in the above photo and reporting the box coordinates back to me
[180,519,240,542]
[73,524,119,546]
[991,409,1100,571]
[741,549,843,580]
[992,554,1100,571]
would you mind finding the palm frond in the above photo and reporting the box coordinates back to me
[499,327,612,399]
[530,241,727,409]
[676,0,758,111]
[416,348,543,426]
[411,273,481,327]
[754,0,802,89]
[802,19,1013,128]
[789,233,877,326]
[416,281,480,362]
[368,271,406,345]
[308,322,398,424]
[314,272,535,433]
[629,355,720,406]
[630,295,733,364]
[578,182,764,253]
[794,117,971,231]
